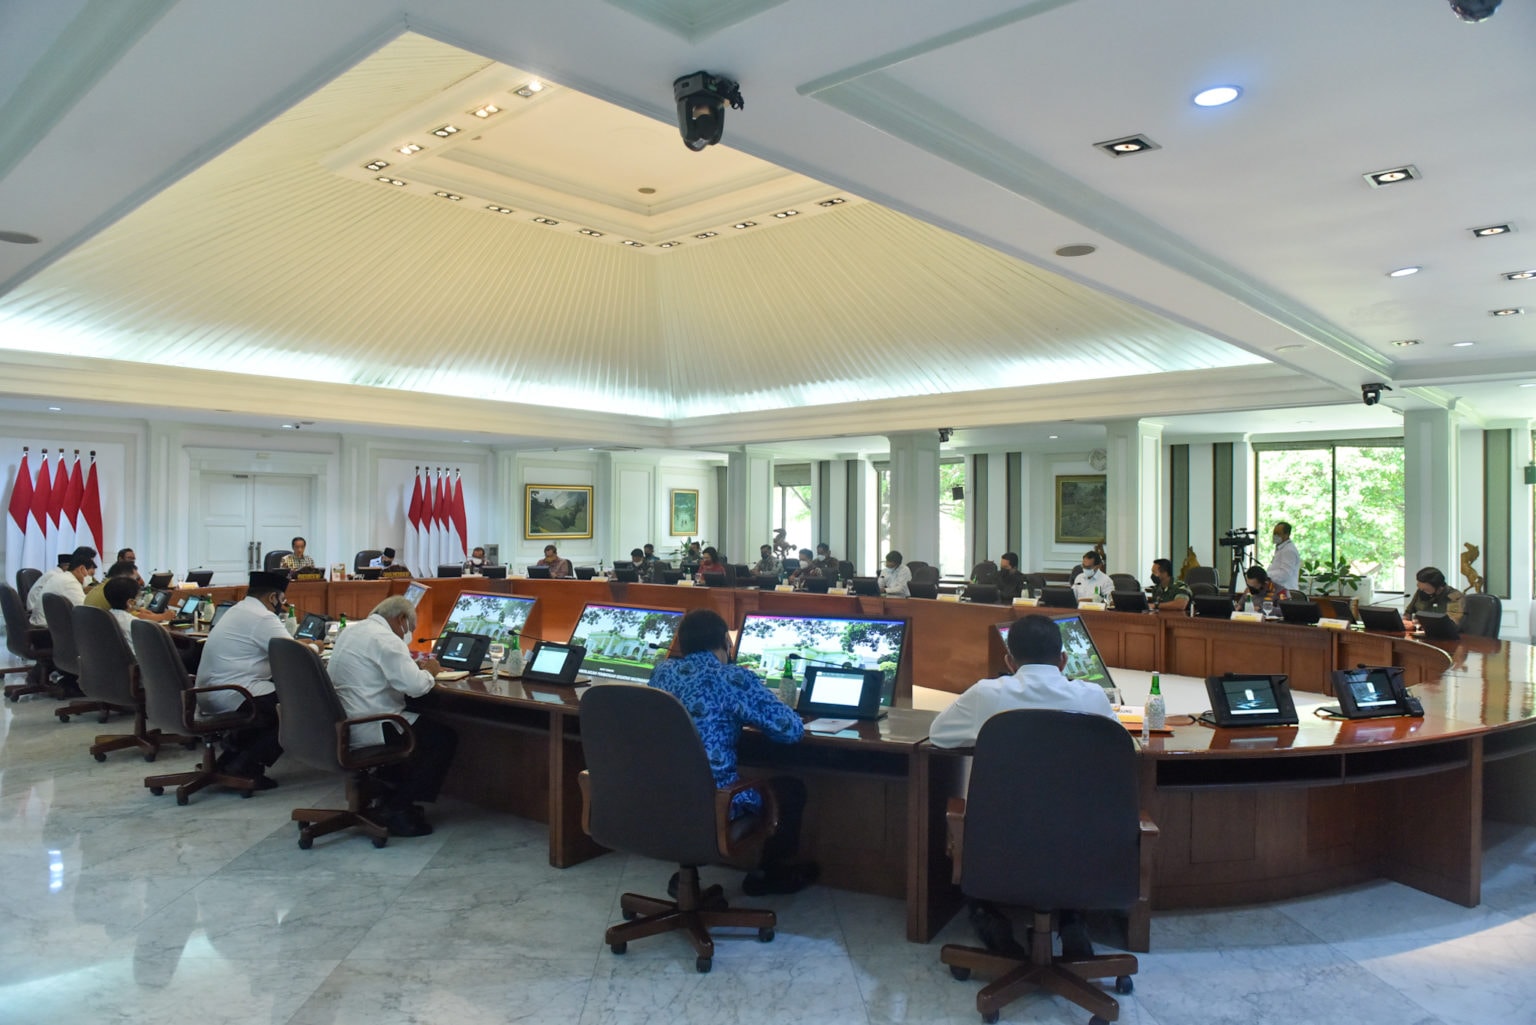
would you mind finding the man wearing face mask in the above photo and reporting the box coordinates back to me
[195,571,310,787]
[787,547,821,588]
[1071,550,1114,604]
[1266,521,1300,592]
[327,595,458,837]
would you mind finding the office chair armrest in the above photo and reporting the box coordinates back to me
[337,713,416,768]
[714,777,780,856]
[183,685,257,725]
[946,796,967,885]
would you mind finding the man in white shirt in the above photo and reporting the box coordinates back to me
[878,550,912,598]
[33,551,95,621]
[326,596,458,837]
[1266,521,1301,593]
[367,547,397,569]
[28,548,91,625]
[929,615,1116,960]
[1071,550,1114,604]
[194,571,299,787]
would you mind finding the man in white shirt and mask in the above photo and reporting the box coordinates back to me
[1070,549,1113,604]
[1266,521,1301,593]
[28,548,93,625]
[930,615,1117,961]
[878,550,912,597]
[327,595,458,837]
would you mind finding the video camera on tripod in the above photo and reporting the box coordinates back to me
[1218,528,1257,549]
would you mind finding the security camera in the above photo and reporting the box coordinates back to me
[938,427,954,443]
[1449,0,1501,23]
[673,72,744,151]
[1361,383,1392,406]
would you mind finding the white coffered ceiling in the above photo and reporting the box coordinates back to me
[0,0,1531,449]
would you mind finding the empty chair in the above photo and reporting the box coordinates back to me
[906,560,930,579]
[912,564,941,589]
[940,709,1156,1023]
[45,592,110,722]
[1184,566,1218,591]
[1110,573,1141,593]
[16,567,42,603]
[970,560,998,585]
[1460,593,1502,639]
[72,604,191,761]
[134,619,258,803]
[2,584,53,702]
[263,550,291,572]
[353,550,382,572]
[1190,581,1219,596]
[579,685,778,972]
[837,560,855,583]
[268,637,415,849]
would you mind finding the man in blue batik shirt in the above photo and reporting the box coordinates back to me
[648,608,820,896]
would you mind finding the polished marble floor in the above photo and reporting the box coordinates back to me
[4,692,1535,1025]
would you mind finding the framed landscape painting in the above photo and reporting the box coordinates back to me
[524,485,594,540]
[1054,475,1107,544]
[669,489,699,536]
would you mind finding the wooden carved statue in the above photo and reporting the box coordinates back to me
[1093,541,1106,566]
[1178,546,1200,582]
[1460,542,1484,594]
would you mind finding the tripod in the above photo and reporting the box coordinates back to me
[1227,543,1251,595]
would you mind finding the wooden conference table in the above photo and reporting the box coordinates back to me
[189,576,1536,944]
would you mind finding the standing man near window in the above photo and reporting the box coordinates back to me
[1267,522,1300,593]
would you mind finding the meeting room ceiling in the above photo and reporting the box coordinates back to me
[0,0,1531,448]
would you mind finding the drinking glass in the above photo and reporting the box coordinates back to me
[1262,599,1274,618]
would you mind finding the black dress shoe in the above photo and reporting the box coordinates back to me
[969,902,1028,960]
[1058,912,1094,959]
[742,862,820,896]
[383,808,433,837]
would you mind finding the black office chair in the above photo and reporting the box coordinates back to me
[1189,581,1218,596]
[72,604,192,761]
[45,593,113,723]
[134,619,258,803]
[1,584,52,702]
[1460,593,1502,639]
[354,550,382,573]
[268,638,415,849]
[941,709,1156,1024]
[578,685,778,972]
[971,560,998,585]
[1025,573,1049,598]
[263,550,291,572]
[1110,574,1140,594]
[1184,566,1218,591]
[838,560,855,583]
[16,567,42,603]
[912,565,942,589]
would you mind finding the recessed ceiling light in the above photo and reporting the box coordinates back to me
[818,197,846,207]
[1094,134,1159,157]
[1451,341,1476,347]
[514,80,544,97]
[772,209,799,218]
[1055,244,1097,258]
[694,231,718,239]
[471,103,500,118]
[363,160,389,172]
[532,216,559,225]
[47,406,61,412]
[1390,339,1421,347]
[1471,223,1512,237]
[1274,344,1305,352]
[657,241,682,248]
[397,143,422,155]
[0,231,42,245]
[578,228,604,237]
[1503,269,1536,281]
[486,205,513,214]
[376,176,406,186]
[1387,266,1421,277]
[1048,435,1059,440]
[1490,307,1524,316]
[1192,85,1242,107]
[433,191,461,201]
[1519,383,1536,388]
[431,124,460,138]
[732,221,756,229]
[280,423,299,430]
[621,240,644,247]
[637,187,657,195]
[1363,165,1420,188]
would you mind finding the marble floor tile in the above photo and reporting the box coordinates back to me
[287,957,597,1025]
[581,952,869,1025]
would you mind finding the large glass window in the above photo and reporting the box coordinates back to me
[939,459,966,577]
[1255,440,1405,593]
[772,463,812,554]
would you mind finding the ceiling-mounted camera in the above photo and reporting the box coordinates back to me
[673,71,744,151]
[1449,0,1501,23]
[1361,382,1391,406]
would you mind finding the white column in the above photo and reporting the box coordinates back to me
[337,434,370,563]
[846,458,874,573]
[823,458,852,563]
[1403,408,1460,577]
[725,447,774,565]
[145,421,182,575]
[1103,419,1164,577]
[886,431,940,564]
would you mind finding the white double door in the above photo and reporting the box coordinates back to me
[196,473,313,583]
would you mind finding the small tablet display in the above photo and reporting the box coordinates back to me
[176,595,206,618]
[1278,600,1321,625]
[1325,666,1415,719]
[522,641,587,685]
[146,590,171,614]
[295,613,328,641]
[209,602,235,628]
[796,665,885,720]
[1193,594,1236,619]
[403,582,429,609]
[1203,673,1298,728]
[437,632,491,673]
[1358,605,1406,633]
[1111,590,1148,613]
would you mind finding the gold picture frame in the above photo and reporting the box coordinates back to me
[1054,475,1107,545]
[669,489,699,536]
[524,485,594,540]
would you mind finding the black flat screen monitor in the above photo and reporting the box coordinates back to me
[357,567,382,580]
[754,575,779,591]
[661,570,685,585]
[1416,611,1461,639]
[522,641,586,685]
[1328,598,1356,623]
[295,613,328,641]
[1203,673,1298,728]
[702,572,730,588]
[796,666,885,720]
[1038,585,1077,609]
[146,590,171,614]
[1358,605,1406,633]
[403,581,429,608]
[438,632,491,672]
[480,565,507,579]
[1278,600,1321,625]
[733,612,908,706]
[434,591,536,653]
[800,577,831,594]
[567,602,683,683]
[1110,590,1147,613]
[849,576,880,597]
[995,615,1115,693]
[613,566,640,583]
[184,570,213,587]
[1324,666,1418,719]
[1193,594,1236,619]
[435,564,464,578]
[147,572,173,590]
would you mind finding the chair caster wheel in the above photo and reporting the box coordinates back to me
[298,833,314,850]
[695,957,711,974]
[144,751,156,763]
[1090,1017,1110,1025]
[183,739,198,750]
[609,942,627,955]
[239,789,252,798]
[372,836,388,848]
[176,791,189,806]
[93,752,106,762]
[149,786,164,796]
[57,714,70,723]
[949,965,971,981]
[1115,976,1134,994]
[758,927,774,943]
[622,909,638,921]
[981,1012,999,1024]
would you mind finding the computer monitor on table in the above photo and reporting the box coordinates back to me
[732,612,908,707]
[566,602,685,683]
[433,591,537,654]
[995,614,1116,695]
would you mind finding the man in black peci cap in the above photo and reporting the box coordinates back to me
[193,570,300,787]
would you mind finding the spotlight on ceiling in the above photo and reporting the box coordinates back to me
[673,71,743,151]
[1449,0,1501,22]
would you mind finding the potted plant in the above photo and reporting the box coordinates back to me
[1302,557,1372,603]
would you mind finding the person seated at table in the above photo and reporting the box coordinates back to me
[648,608,818,895]
[537,544,573,579]
[995,552,1024,603]
[641,543,659,564]
[280,536,315,574]
[1147,558,1191,612]
[787,548,821,588]
[1070,549,1113,604]
[28,548,93,625]
[930,615,1116,958]
[1403,566,1464,621]
[878,550,912,597]
[327,595,458,838]
[753,544,779,576]
[368,547,398,569]
[698,546,728,579]
[85,560,139,610]
[464,546,487,571]
[1237,566,1289,613]
[812,543,839,578]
